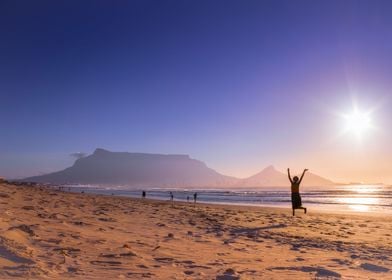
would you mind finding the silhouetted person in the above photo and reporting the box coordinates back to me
[187,196,190,202]
[288,168,308,216]
[142,191,146,199]
[193,192,197,203]
[169,192,174,201]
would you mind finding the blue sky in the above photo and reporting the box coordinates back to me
[1,1,392,182]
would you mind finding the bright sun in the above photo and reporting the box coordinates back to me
[343,108,372,136]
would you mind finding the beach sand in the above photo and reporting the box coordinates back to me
[0,182,391,279]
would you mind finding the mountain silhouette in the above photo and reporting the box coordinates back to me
[236,165,334,187]
[236,165,288,187]
[23,148,235,187]
[23,148,334,187]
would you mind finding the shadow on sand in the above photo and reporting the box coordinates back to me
[230,224,287,236]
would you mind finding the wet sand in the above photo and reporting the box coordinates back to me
[0,182,391,279]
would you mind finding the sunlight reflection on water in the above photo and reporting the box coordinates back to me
[338,196,380,212]
[345,184,380,194]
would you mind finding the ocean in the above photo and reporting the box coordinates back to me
[66,184,392,214]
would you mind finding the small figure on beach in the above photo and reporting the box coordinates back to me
[193,192,197,203]
[142,191,146,199]
[187,196,190,202]
[169,191,174,201]
[288,168,308,216]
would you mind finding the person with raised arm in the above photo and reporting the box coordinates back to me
[288,168,308,216]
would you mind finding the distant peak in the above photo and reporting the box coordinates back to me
[263,165,276,171]
[93,148,110,155]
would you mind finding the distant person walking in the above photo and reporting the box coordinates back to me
[169,192,174,201]
[187,196,190,202]
[288,168,308,216]
[142,191,146,199]
[193,192,197,203]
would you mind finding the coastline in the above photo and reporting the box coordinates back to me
[65,185,392,216]
[0,182,391,279]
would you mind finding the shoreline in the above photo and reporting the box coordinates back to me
[64,186,392,217]
[1,182,391,279]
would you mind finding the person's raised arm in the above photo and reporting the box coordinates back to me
[299,169,308,184]
[287,168,293,183]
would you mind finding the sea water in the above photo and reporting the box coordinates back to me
[66,184,392,214]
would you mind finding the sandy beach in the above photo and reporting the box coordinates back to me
[0,182,391,279]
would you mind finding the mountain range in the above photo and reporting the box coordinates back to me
[23,148,334,188]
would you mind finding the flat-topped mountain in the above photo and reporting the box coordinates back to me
[23,149,334,187]
[23,149,235,187]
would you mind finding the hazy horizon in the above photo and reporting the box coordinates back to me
[1,1,392,184]
[4,148,389,185]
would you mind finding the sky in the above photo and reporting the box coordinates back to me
[1,0,392,183]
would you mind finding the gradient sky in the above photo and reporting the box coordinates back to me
[1,1,392,183]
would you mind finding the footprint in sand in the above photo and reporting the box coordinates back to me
[10,224,35,237]
[73,221,88,226]
[45,238,62,244]
[207,261,224,266]
[90,260,122,266]
[67,267,78,273]
[360,263,390,273]
[216,268,240,280]
[53,247,81,257]
[138,264,148,268]
[0,244,34,265]
[268,266,341,279]
[154,257,174,264]
[98,217,117,222]
[330,258,351,265]
[186,264,212,269]
[127,272,154,278]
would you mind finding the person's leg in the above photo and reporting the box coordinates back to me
[297,206,307,214]
[292,208,295,216]
[297,194,306,214]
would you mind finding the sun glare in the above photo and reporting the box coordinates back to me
[338,196,379,212]
[343,108,372,137]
